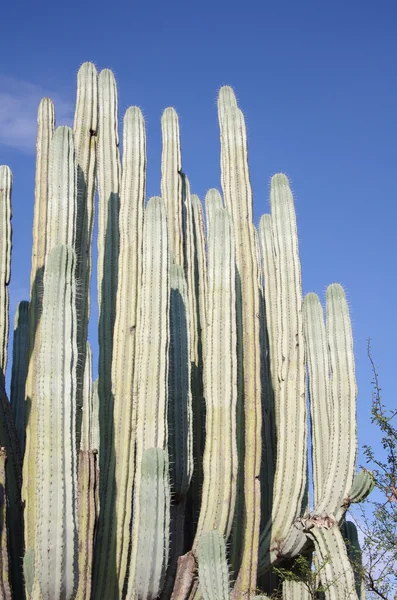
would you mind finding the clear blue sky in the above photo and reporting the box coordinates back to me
[1,0,396,477]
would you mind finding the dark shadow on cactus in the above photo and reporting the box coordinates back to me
[10,301,29,458]
[163,286,191,595]
[92,192,118,597]
[0,373,25,599]
[229,267,246,580]
[257,282,276,593]
[75,164,95,454]
[180,175,206,550]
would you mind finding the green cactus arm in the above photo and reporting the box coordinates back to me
[76,449,99,600]
[197,531,230,600]
[0,447,12,599]
[73,61,98,453]
[342,521,366,599]
[127,196,170,597]
[302,292,331,505]
[306,525,358,600]
[10,300,29,455]
[91,379,100,455]
[127,448,171,600]
[23,97,55,553]
[0,165,12,382]
[258,175,307,571]
[161,107,183,266]
[346,469,375,505]
[35,245,78,599]
[218,86,262,597]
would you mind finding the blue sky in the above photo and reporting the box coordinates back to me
[1,0,396,480]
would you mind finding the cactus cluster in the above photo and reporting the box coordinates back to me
[0,63,373,600]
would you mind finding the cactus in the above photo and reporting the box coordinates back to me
[0,447,12,599]
[0,64,372,600]
[218,86,263,598]
[34,244,78,599]
[197,531,229,600]
[0,165,12,385]
[23,97,55,555]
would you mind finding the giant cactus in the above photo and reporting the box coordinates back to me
[0,63,370,600]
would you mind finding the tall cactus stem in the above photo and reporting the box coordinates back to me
[35,245,78,599]
[0,165,12,384]
[126,196,170,598]
[259,174,307,571]
[23,97,55,553]
[112,105,146,593]
[218,86,262,597]
[92,67,121,598]
[73,61,98,453]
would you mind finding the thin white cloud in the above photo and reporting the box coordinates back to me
[0,75,73,153]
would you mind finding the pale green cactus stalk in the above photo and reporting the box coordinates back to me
[302,285,356,521]
[259,174,307,570]
[23,97,55,554]
[161,107,183,266]
[34,245,78,600]
[46,126,77,252]
[0,165,12,384]
[306,525,358,600]
[126,196,170,599]
[197,531,229,600]
[172,206,237,599]
[92,68,121,598]
[0,447,12,600]
[76,449,99,600]
[204,188,223,237]
[10,300,29,455]
[195,207,237,541]
[112,106,146,593]
[129,448,170,600]
[96,66,121,475]
[73,61,98,452]
[218,86,262,597]
[302,292,331,505]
